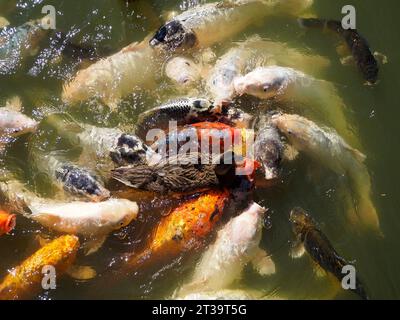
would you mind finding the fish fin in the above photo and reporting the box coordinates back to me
[336,43,351,57]
[373,51,388,65]
[337,178,360,227]
[35,234,52,247]
[340,55,355,66]
[251,248,276,276]
[83,235,107,256]
[5,96,23,112]
[283,144,299,161]
[46,113,82,134]
[357,196,382,236]
[47,149,73,162]
[289,239,305,258]
[312,260,327,278]
[0,17,10,28]
[106,99,121,112]
[343,144,366,163]
[66,265,97,280]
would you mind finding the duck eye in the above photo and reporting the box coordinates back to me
[193,100,205,109]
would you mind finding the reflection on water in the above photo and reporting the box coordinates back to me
[0,0,400,299]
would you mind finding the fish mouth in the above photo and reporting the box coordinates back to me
[6,214,16,233]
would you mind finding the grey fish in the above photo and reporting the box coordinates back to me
[135,98,215,138]
[0,107,37,138]
[55,164,110,202]
[0,19,49,75]
[298,18,379,85]
[150,0,313,52]
[0,17,104,77]
[46,114,156,173]
[289,207,369,300]
[135,98,252,139]
[32,151,110,202]
[271,113,379,233]
[254,115,283,180]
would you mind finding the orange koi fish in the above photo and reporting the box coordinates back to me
[0,235,79,300]
[118,190,230,277]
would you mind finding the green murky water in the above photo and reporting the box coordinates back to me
[0,0,400,299]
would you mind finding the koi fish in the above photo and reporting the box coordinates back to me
[0,235,79,300]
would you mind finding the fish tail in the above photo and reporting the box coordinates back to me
[357,196,381,235]
[349,165,381,234]
[337,174,380,235]
[61,81,74,104]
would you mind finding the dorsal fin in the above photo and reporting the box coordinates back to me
[5,96,23,112]
[0,16,10,28]
[343,143,366,163]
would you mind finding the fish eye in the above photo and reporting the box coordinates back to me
[262,84,270,92]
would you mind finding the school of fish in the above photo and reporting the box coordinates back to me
[0,0,387,300]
